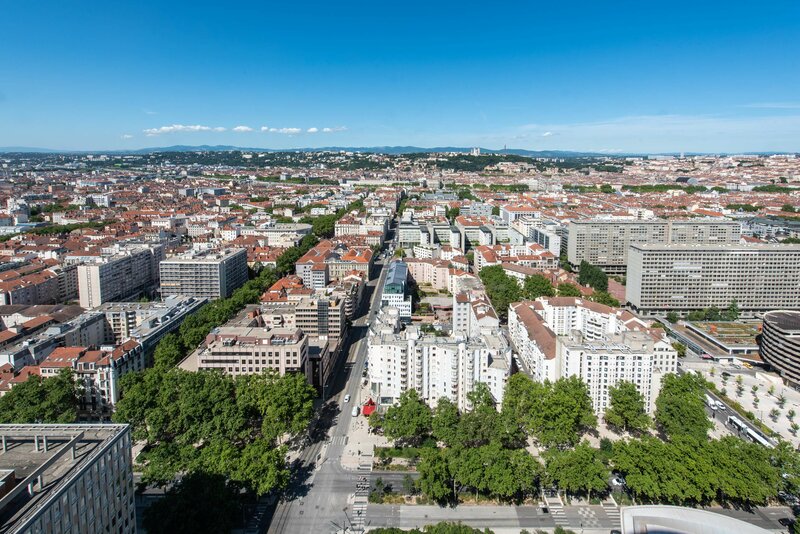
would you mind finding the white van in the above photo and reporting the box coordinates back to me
[351,406,359,417]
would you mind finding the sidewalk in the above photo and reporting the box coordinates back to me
[341,378,389,470]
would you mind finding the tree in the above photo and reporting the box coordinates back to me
[655,373,711,440]
[432,397,460,447]
[403,473,417,495]
[545,441,608,499]
[382,389,433,446]
[770,408,780,421]
[455,383,501,448]
[612,435,780,506]
[590,290,620,307]
[522,274,555,300]
[0,368,80,424]
[531,377,597,448]
[418,449,454,502]
[600,184,615,194]
[789,409,796,421]
[723,299,740,321]
[237,371,316,443]
[557,283,582,297]
[672,342,686,358]
[153,333,185,369]
[605,381,650,433]
[578,261,608,291]
[141,471,240,534]
[478,265,522,322]
[666,311,679,323]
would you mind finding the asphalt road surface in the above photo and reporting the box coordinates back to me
[266,229,394,534]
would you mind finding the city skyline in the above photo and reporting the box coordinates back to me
[2,0,799,153]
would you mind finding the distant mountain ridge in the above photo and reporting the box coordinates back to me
[0,145,609,157]
[0,145,794,157]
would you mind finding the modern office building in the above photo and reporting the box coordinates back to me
[760,310,800,387]
[0,424,136,534]
[159,248,248,300]
[566,218,741,274]
[77,243,165,308]
[367,307,511,411]
[97,295,207,355]
[626,243,800,315]
[380,261,412,321]
[192,326,310,380]
[508,298,677,414]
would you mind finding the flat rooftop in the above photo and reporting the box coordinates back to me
[0,424,129,533]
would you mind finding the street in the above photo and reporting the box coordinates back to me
[265,226,396,534]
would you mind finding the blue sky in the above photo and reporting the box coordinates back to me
[1,0,799,152]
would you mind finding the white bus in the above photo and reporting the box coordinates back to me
[746,427,774,449]
[727,415,746,432]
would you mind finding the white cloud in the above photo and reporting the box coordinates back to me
[143,124,217,136]
[541,131,553,137]
[121,134,133,139]
[307,127,319,133]
[322,126,347,133]
[260,126,270,132]
[213,127,226,132]
[232,125,254,132]
[142,109,157,115]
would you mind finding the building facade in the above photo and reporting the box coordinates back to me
[77,243,165,308]
[508,298,677,414]
[0,424,136,534]
[159,248,248,300]
[626,243,800,315]
[567,218,741,274]
[367,307,510,411]
[760,310,800,387]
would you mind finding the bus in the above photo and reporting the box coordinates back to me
[745,427,774,449]
[727,415,746,432]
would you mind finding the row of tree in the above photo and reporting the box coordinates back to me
[111,218,336,533]
[372,376,599,452]
[477,266,585,322]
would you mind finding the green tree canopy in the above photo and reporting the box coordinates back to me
[522,274,555,300]
[382,389,433,446]
[432,397,460,447]
[605,381,650,433]
[557,283,582,297]
[654,373,711,440]
[544,441,608,498]
[0,368,80,424]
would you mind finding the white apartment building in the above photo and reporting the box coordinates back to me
[367,307,510,411]
[626,243,800,315]
[159,248,248,300]
[567,218,741,274]
[77,243,165,308]
[508,297,677,414]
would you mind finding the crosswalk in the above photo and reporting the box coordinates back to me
[543,494,569,527]
[330,435,349,446]
[602,500,622,529]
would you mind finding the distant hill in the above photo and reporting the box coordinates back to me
[0,145,612,157]
[1,145,793,157]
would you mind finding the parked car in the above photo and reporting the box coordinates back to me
[610,476,626,487]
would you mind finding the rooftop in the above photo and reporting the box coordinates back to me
[0,424,129,533]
